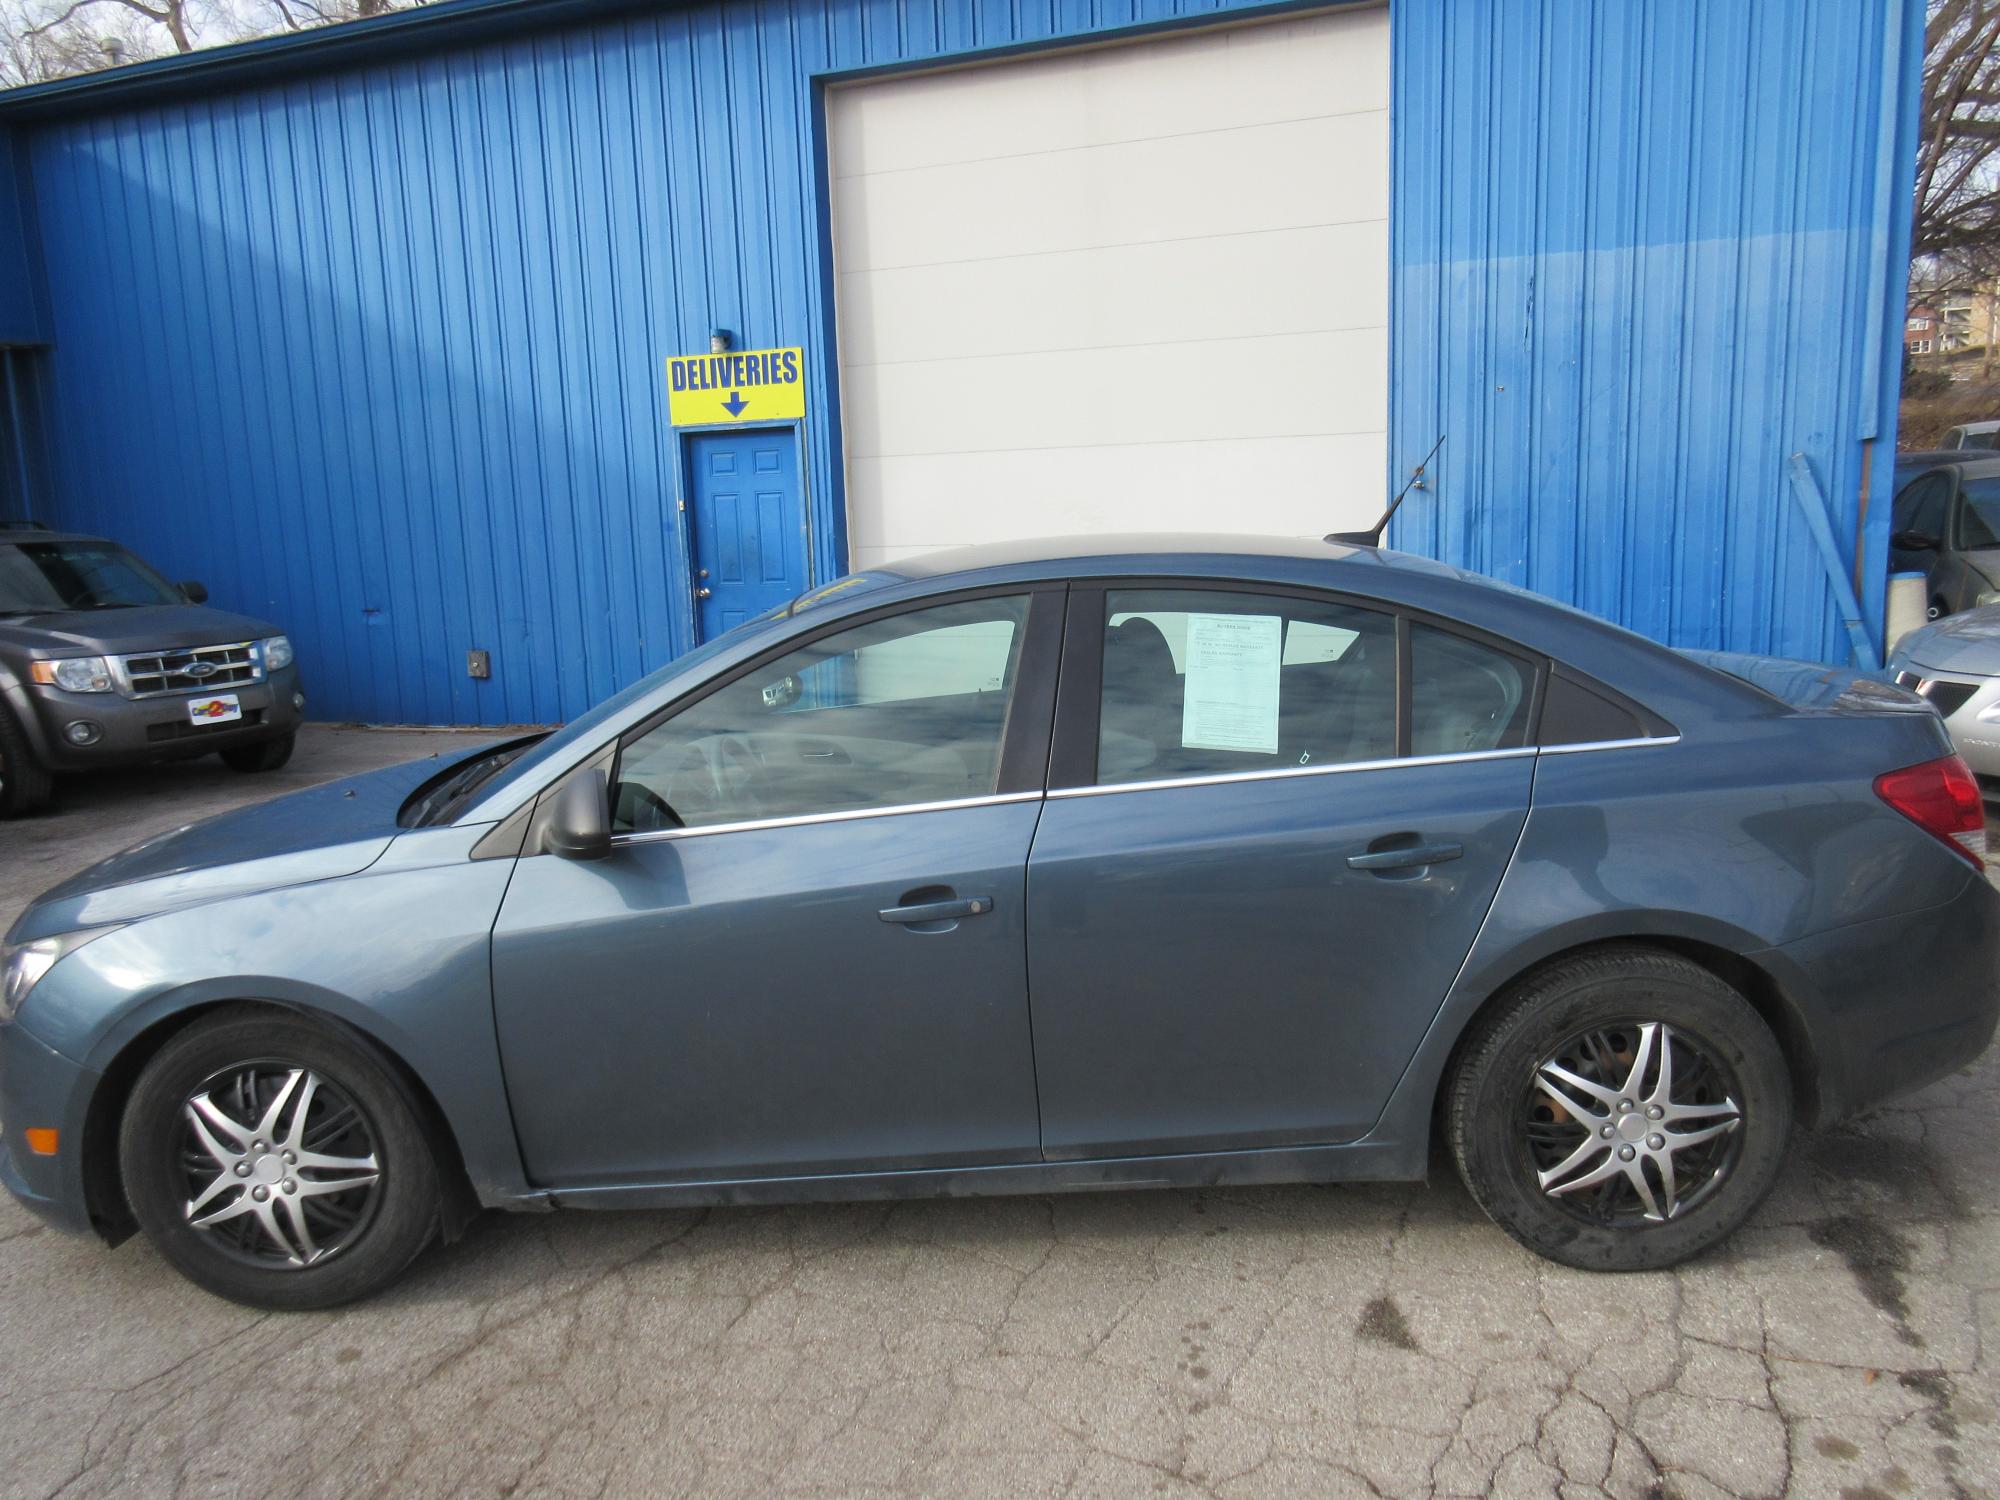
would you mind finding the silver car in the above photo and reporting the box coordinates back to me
[1889,606,2000,784]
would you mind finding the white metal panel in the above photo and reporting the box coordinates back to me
[829,7,1391,570]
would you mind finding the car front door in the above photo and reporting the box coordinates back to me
[1024,585,1537,1160]
[490,588,1062,1188]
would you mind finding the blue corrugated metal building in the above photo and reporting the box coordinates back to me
[0,0,1924,726]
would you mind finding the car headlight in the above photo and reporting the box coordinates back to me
[262,636,294,672]
[0,928,118,1023]
[28,657,113,693]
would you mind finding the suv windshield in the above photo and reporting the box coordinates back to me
[0,539,185,613]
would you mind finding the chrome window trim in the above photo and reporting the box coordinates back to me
[1536,735,1682,756]
[601,735,1682,842]
[609,790,1044,847]
[1045,735,1681,800]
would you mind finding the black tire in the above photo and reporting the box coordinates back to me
[1446,947,1792,1272]
[119,1007,440,1310]
[0,703,53,817]
[220,733,295,773]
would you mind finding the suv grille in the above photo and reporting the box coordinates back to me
[118,642,261,698]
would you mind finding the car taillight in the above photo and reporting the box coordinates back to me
[1874,754,1988,868]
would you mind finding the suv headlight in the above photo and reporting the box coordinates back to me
[0,928,118,1023]
[28,658,113,693]
[262,636,294,672]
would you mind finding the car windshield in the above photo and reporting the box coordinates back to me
[1963,479,2000,549]
[0,539,185,612]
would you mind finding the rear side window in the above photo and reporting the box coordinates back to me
[1097,589,1397,785]
[1538,673,1644,746]
[1409,624,1533,755]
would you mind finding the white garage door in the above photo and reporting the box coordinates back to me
[827,7,1389,571]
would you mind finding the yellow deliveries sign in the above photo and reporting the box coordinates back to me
[665,346,806,426]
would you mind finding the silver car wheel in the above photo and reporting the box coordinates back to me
[178,1062,383,1269]
[1524,1021,1743,1225]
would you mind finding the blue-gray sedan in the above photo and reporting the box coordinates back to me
[3,537,1996,1308]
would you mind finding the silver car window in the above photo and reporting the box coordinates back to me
[612,595,1031,831]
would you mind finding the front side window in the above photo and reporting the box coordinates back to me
[1959,477,2000,550]
[1895,473,1951,541]
[1096,589,1397,785]
[613,595,1031,831]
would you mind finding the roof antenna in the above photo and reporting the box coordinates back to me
[1326,433,1444,548]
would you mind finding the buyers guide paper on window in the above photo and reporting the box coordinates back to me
[1181,613,1282,754]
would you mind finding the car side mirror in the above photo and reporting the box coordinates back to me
[179,580,209,604]
[1891,530,1940,552]
[545,770,612,860]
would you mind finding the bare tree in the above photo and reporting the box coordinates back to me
[0,0,416,86]
[1917,0,2000,293]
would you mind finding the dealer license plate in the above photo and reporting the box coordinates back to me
[187,693,243,725]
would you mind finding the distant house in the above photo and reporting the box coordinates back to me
[1937,286,1998,355]
[1909,305,1939,356]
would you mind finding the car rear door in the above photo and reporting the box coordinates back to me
[1023,583,1537,1160]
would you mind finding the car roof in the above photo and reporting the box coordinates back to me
[1894,452,2000,478]
[873,533,1450,580]
[0,525,107,546]
[1952,420,2000,433]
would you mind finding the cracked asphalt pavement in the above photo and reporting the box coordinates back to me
[2,726,1997,1499]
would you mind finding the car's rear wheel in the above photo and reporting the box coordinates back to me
[0,704,54,817]
[1446,947,1792,1271]
[119,1008,440,1309]
[220,733,295,773]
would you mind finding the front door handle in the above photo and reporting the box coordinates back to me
[1347,842,1464,872]
[879,896,993,924]
[695,586,713,600]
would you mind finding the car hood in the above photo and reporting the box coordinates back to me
[1892,606,2000,677]
[5,755,461,942]
[0,603,282,657]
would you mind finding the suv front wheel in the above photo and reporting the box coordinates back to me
[220,733,295,773]
[0,704,54,817]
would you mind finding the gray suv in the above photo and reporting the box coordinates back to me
[0,523,304,816]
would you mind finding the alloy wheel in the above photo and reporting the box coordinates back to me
[1522,1020,1744,1225]
[177,1062,383,1269]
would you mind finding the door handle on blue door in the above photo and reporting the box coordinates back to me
[879,896,994,924]
[1347,842,1464,873]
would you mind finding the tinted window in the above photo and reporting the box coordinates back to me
[0,540,184,612]
[1895,473,1952,540]
[613,596,1030,831]
[1409,624,1533,755]
[1539,673,1643,746]
[1961,477,2000,550]
[1096,589,1396,785]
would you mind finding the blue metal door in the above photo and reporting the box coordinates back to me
[685,428,807,640]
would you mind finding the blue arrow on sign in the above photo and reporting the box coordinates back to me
[722,390,748,418]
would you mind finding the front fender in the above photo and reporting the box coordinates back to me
[17,826,531,1206]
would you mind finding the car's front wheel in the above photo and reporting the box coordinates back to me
[1446,947,1792,1271]
[220,733,295,773]
[119,1008,441,1309]
[0,704,54,817]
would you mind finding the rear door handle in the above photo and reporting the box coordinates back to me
[879,896,994,924]
[1347,842,1464,872]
